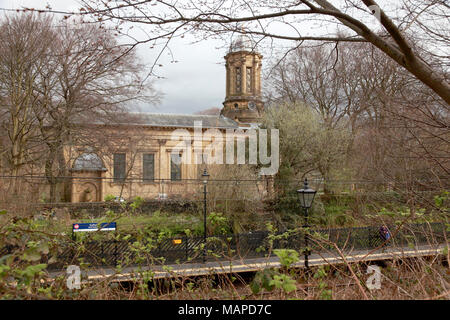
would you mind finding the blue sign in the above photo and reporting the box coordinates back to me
[72,222,116,232]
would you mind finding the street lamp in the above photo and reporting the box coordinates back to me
[297,178,316,270]
[202,168,210,263]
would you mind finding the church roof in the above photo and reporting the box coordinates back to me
[131,113,240,129]
[76,112,240,129]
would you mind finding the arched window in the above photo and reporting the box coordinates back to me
[72,152,106,171]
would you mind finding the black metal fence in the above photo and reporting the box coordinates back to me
[41,222,447,270]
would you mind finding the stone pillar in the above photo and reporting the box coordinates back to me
[157,138,167,196]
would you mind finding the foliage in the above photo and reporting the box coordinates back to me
[0,213,61,297]
[313,266,333,300]
[250,248,300,296]
[104,195,116,202]
[263,102,351,193]
[434,190,448,209]
[130,196,144,213]
[207,212,231,235]
[274,249,299,269]
[249,268,276,295]
[269,274,297,294]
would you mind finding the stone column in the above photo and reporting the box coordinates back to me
[157,138,167,195]
[242,61,247,94]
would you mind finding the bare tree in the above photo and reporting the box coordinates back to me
[34,19,158,201]
[265,42,377,133]
[265,39,448,200]
[0,13,159,201]
[0,14,55,193]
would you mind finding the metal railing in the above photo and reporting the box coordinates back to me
[34,222,447,270]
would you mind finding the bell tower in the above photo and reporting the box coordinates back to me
[221,34,263,124]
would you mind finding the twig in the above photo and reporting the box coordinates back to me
[331,242,369,300]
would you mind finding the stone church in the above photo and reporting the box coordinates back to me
[68,35,267,203]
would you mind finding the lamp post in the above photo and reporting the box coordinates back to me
[202,169,210,263]
[297,178,316,270]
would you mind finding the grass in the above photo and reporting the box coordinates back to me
[29,210,204,238]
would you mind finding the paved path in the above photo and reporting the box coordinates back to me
[48,243,447,283]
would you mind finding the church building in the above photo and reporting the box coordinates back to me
[68,35,267,203]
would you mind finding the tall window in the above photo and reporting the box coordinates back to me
[113,153,126,182]
[143,153,155,182]
[235,67,241,93]
[246,67,252,93]
[170,153,181,181]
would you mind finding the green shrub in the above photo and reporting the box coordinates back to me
[104,194,116,202]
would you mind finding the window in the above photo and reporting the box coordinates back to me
[246,67,252,93]
[235,67,241,93]
[170,153,181,181]
[143,153,155,182]
[113,153,126,182]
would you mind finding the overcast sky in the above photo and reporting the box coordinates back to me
[0,0,232,115]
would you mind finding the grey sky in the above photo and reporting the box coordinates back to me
[148,37,227,114]
[0,0,229,114]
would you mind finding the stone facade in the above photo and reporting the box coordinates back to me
[69,118,240,202]
[66,40,269,202]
